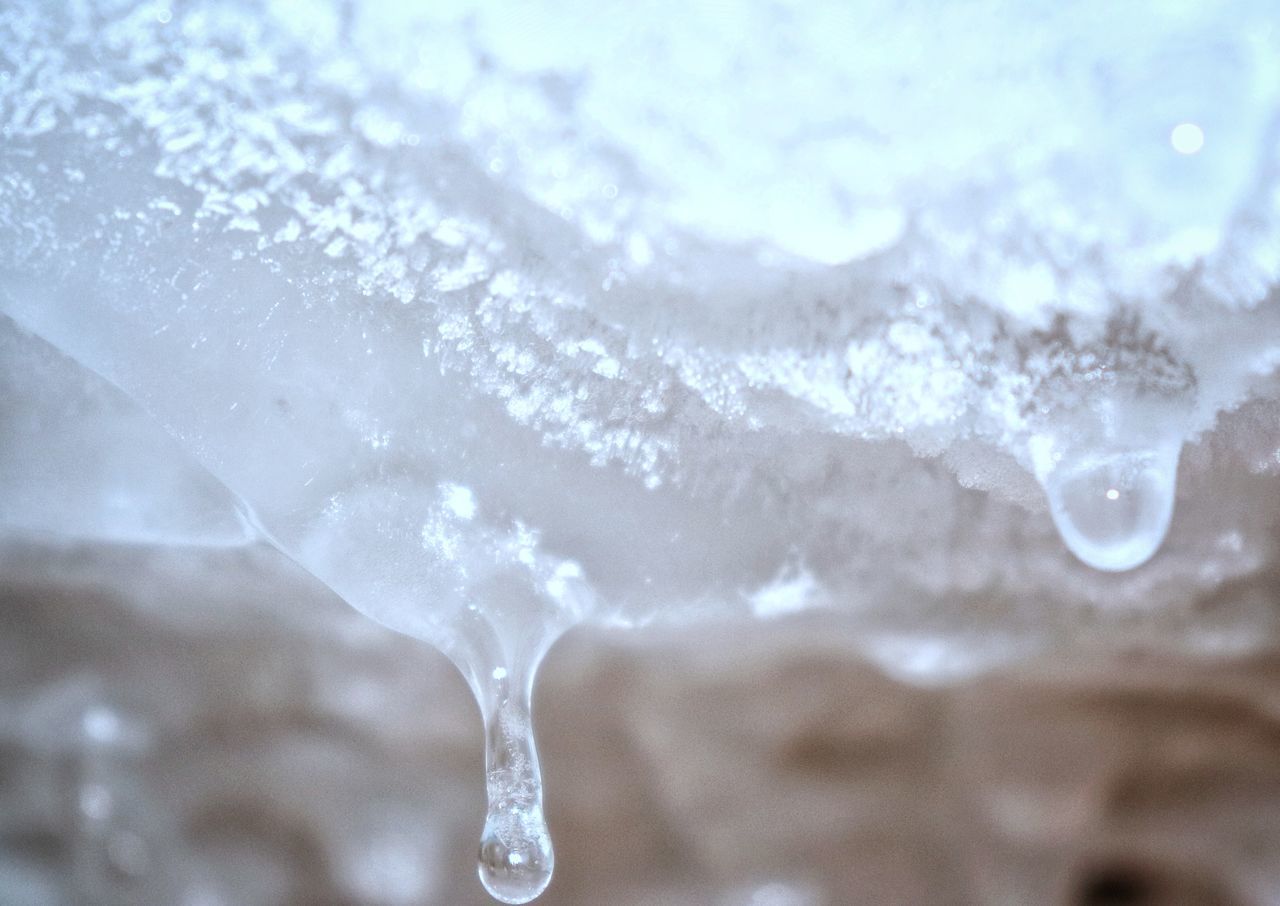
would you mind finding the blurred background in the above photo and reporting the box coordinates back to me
[4,535,1280,905]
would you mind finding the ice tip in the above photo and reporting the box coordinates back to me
[478,816,554,903]
[1042,444,1179,573]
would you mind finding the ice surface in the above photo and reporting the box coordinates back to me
[0,319,258,546]
[2,0,1279,901]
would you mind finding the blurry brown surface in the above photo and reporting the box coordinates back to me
[1,539,1279,905]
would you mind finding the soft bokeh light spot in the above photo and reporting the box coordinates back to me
[1170,122,1205,155]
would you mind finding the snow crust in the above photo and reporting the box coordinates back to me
[2,0,1279,682]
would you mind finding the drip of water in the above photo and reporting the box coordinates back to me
[476,666,554,904]
[1040,443,1180,572]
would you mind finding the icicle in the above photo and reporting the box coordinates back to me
[476,662,553,904]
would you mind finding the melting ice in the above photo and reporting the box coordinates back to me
[1041,443,1181,572]
[2,0,1280,901]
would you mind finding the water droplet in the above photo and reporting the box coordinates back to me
[477,671,553,904]
[1043,444,1179,572]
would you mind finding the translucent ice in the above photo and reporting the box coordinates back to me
[1042,444,1180,572]
[1030,392,1188,571]
[0,317,259,547]
[2,0,1280,901]
[477,665,554,904]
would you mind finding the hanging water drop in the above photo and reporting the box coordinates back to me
[476,666,554,904]
[1042,443,1180,572]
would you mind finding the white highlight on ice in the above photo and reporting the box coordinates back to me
[442,483,477,520]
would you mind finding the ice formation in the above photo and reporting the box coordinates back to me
[2,1,1279,902]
